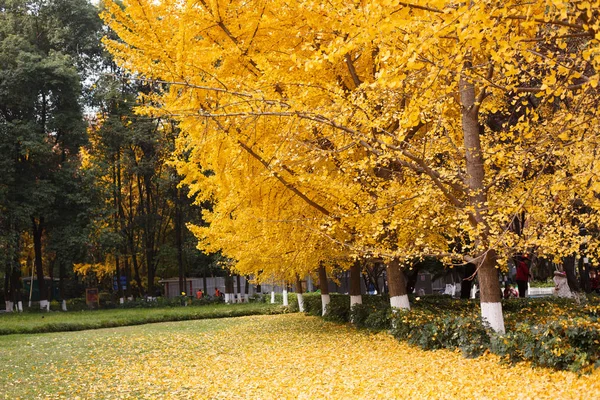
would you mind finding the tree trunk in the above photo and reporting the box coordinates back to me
[460,61,504,333]
[405,264,420,294]
[478,250,504,333]
[318,264,330,315]
[203,264,208,294]
[349,260,362,308]
[578,256,591,293]
[32,216,48,310]
[236,275,242,303]
[175,190,185,296]
[115,255,124,304]
[59,260,67,311]
[4,259,10,311]
[123,257,131,299]
[563,255,579,293]
[387,258,409,310]
[224,274,234,303]
[282,281,289,306]
[244,276,250,302]
[460,263,476,299]
[295,275,304,312]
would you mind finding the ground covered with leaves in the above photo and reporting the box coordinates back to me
[1,314,600,399]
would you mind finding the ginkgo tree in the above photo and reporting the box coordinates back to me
[102,0,600,332]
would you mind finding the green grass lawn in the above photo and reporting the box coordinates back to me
[2,314,600,399]
[0,303,286,335]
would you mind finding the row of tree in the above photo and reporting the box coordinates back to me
[102,0,600,332]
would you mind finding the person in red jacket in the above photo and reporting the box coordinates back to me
[515,254,531,298]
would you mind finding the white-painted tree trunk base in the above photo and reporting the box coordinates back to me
[236,294,243,303]
[61,300,67,311]
[282,290,289,306]
[350,295,362,308]
[17,301,23,312]
[224,293,230,303]
[481,302,505,333]
[270,291,275,304]
[119,297,124,304]
[390,295,410,310]
[321,294,330,316]
[244,294,249,303]
[40,300,49,311]
[296,293,305,312]
[6,301,13,312]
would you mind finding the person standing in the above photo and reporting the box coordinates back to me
[515,254,531,298]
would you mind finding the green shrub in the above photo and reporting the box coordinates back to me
[322,294,350,323]
[304,292,600,372]
[302,293,323,316]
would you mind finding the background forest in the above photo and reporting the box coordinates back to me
[0,0,221,310]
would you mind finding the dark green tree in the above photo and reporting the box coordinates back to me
[0,0,101,309]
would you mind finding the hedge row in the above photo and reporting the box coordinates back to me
[301,293,600,372]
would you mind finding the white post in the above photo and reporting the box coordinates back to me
[270,291,275,304]
[40,299,48,311]
[296,293,305,312]
[282,289,289,306]
[17,301,23,312]
[321,294,330,316]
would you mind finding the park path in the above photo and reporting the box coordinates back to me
[0,313,597,399]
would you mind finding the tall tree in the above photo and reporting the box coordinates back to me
[1,0,101,309]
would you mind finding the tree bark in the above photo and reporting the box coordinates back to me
[349,260,362,307]
[460,263,476,299]
[387,258,409,310]
[203,264,208,294]
[224,274,234,303]
[243,276,250,302]
[32,216,47,309]
[318,264,330,315]
[175,189,185,296]
[59,259,67,311]
[295,275,304,312]
[236,274,242,303]
[282,281,289,306]
[578,256,591,293]
[563,255,579,292]
[460,60,504,333]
